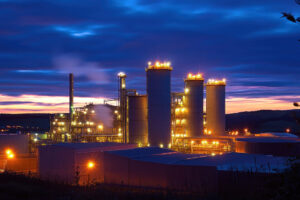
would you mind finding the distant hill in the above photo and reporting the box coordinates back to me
[226,109,300,135]
[0,110,299,135]
[0,114,53,133]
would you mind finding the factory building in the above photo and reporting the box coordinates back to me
[127,94,148,146]
[38,143,136,185]
[206,79,226,136]
[184,73,204,137]
[171,92,187,138]
[146,61,172,147]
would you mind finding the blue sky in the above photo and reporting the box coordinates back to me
[0,0,299,113]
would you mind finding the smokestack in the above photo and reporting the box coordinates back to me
[146,61,172,148]
[69,73,74,121]
[118,72,127,143]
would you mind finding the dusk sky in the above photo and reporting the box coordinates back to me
[0,0,299,113]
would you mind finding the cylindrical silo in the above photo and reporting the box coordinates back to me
[206,79,226,136]
[146,61,172,147]
[128,95,148,145]
[184,73,204,137]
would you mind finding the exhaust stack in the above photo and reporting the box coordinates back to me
[69,73,74,122]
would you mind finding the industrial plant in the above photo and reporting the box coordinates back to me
[0,61,300,193]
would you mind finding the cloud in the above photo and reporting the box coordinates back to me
[0,0,299,113]
[53,54,110,84]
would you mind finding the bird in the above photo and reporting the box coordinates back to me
[281,12,296,23]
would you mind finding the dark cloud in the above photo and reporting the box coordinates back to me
[0,0,299,102]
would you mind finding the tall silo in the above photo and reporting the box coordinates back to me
[206,79,226,136]
[146,61,172,147]
[128,95,148,145]
[184,73,204,137]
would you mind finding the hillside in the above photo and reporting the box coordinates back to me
[0,110,299,134]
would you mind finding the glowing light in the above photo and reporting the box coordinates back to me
[168,143,172,148]
[87,161,95,169]
[211,153,216,156]
[207,78,226,85]
[118,72,126,77]
[286,128,290,133]
[201,140,208,145]
[98,125,103,130]
[184,88,189,94]
[5,149,14,159]
[5,149,12,155]
[159,144,164,148]
[186,73,203,80]
[7,153,14,159]
[147,61,172,70]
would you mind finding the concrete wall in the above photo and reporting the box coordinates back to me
[38,146,75,184]
[103,151,218,193]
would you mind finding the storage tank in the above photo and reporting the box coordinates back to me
[206,79,226,136]
[128,95,148,145]
[184,73,204,137]
[146,61,172,147]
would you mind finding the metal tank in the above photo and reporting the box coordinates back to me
[146,61,172,147]
[206,79,226,136]
[184,73,204,137]
[128,95,148,145]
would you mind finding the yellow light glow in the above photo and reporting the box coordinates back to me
[6,149,12,155]
[201,140,208,145]
[118,72,126,77]
[159,144,164,148]
[207,78,226,85]
[7,153,14,159]
[87,161,95,169]
[98,125,103,130]
[184,88,189,94]
[147,61,172,70]
[186,73,203,80]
